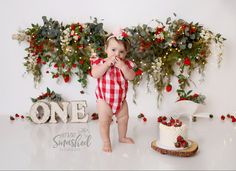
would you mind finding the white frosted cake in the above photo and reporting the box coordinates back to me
[158,117,189,149]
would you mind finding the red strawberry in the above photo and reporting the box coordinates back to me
[135,68,143,76]
[177,136,183,142]
[166,84,172,92]
[163,116,167,120]
[143,117,147,122]
[179,122,182,126]
[15,113,19,118]
[157,116,162,123]
[10,116,15,121]
[221,115,225,120]
[79,60,84,65]
[53,73,59,78]
[63,75,70,83]
[184,57,191,66]
[175,142,181,148]
[170,118,175,124]
[91,113,97,117]
[21,115,24,119]
[162,121,167,125]
[232,117,236,123]
[181,140,188,148]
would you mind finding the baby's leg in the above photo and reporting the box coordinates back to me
[115,101,134,144]
[97,99,113,152]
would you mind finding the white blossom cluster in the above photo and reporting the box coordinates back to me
[199,29,212,40]
[60,27,73,46]
[151,57,163,82]
[12,30,30,43]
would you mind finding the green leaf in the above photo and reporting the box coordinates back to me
[47,87,51,94]
[31,98,37,103]
[187,90,192,95]
[166,17,171,24]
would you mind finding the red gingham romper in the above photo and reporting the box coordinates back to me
[90,57,135,114]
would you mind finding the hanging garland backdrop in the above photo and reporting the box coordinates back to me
[12,15,225,104]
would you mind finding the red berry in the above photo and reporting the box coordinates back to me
[232,117,236,123]
[221,115,225,120]
[179,121,182,126]
[91,113,97,117]
[10,116,15,121]
[21,115,24,119]
[15,114,19,117]
[175,142,181,148]
[181,140,188,148]
[163,116,167,120]
[162,121,167,125]
[170,118,175,124]
[91,116,98,120]
[143,117,147,122]
[166,84,172,92]
[177,136,183,142]
[227,114,231,118]
[157,116,162,123]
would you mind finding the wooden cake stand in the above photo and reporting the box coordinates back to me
[151,140,198,157]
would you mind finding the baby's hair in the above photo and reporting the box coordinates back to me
[105,34,131,52]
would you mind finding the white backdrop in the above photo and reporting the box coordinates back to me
[0,0,236,116]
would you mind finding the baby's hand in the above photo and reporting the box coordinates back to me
[105,55,116,66]
[114,57,126,70]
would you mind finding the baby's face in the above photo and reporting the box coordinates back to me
[105,38,127,59]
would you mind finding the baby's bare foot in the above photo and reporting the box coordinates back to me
[119,137,135,144]
[103,141,112,152]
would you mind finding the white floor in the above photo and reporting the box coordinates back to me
[0,114,236,170]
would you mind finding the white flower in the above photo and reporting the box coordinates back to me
[154,32,164,40]
[73,35,79,41]
[12,32,29,43]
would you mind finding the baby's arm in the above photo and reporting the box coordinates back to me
[115,58,135,80]
[120,65,136,81]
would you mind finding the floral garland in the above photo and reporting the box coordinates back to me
[176,89,206,104]
[12,15,226,104]
[31,87,62,102]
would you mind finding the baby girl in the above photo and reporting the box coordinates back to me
[90,30,136,152]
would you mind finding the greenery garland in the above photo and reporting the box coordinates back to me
[12,15,225,104]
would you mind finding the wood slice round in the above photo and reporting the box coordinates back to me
[151,140,198,157]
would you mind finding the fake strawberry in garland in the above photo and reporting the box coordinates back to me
[165,84,172,92]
